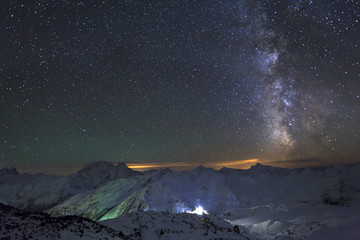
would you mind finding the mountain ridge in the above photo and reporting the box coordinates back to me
[1,161,359,219]
[1,161,360,239]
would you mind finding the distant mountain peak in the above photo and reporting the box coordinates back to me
[69,161,138,189]
[80,161,122,170]
[250,163,276,169]
[248,162,290,177]
[252,162,267,167]
[195,165,206,169]
[0,167,19,176]
[149,167,173,179]
[76,161,132,174]
[193,165,213,171]
[158,167,172,173]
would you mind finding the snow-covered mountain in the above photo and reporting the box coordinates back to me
[47,161,360,220]
[1,161,360,217]
[0,161,139,211]
[1,161,360,239]
[68,161,138,190]
[0,203,254,240]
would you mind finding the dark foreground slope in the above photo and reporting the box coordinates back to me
[0,203,254,240]
[0,203,129,240]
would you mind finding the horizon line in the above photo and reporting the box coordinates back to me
[2,158,358,175]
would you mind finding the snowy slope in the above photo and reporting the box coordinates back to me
[225,202,360,240]
[0,203,129,240]
[101,210,257,240]
[0,161,139,212]
[47,169,192,220]
[0,171,70,211]
[0,203,257,240]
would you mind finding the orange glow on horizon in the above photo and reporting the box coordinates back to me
[126,158,259,171]
[215,159,258,167]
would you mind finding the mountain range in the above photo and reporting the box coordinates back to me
[1,161,360,239]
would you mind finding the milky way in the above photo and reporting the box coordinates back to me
[0,0,359,171]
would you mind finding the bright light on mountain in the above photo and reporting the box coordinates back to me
[187,205,208,215]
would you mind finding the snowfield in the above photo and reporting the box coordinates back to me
[224,202,360,239]
[101,210,255,240]
[0,161,359,239]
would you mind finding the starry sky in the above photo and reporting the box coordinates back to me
[1,0,359,173]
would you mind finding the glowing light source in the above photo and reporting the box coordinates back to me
[187,206,208,215]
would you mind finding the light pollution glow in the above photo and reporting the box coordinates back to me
[12,157,339,175]
[125,158,259,171]
[125,158,339,171]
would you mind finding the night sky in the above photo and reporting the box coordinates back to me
[1,0,359,173]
